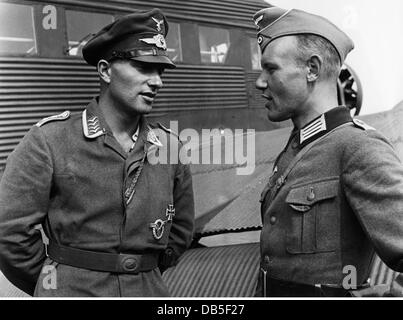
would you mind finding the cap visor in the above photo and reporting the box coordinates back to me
[131,55,176,69]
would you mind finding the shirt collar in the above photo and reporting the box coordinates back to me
[128,125,140,152]
[298,106,353,148]
[131,125,140,143]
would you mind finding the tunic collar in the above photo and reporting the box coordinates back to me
[297,106,352,148]
[82,97,163,148]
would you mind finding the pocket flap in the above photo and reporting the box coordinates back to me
[286,178,339,206]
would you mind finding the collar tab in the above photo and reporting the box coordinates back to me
[82,109,105,139]
[300,114,326,144]
[298,107,353,147]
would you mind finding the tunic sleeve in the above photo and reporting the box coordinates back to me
[0,126,53,295]
[342,130,403,271]
[160,163,194,270]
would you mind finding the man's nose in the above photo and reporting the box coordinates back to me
[255,73,267,91]
[148,73,163,89]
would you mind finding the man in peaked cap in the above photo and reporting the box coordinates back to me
[0,9,194,297]
[254,7,403,297]
[82,8,175,68]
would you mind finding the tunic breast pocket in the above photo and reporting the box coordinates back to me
[285,177,340,254]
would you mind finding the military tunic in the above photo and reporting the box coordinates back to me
[257,107,403,296]
[0,98,194,296]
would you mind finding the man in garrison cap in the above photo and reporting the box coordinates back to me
[0,9,194,297]
[254,7,403,297]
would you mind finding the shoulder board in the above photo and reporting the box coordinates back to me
[157,122,180,138]
[36,111,70,127]
[353,119,375,131]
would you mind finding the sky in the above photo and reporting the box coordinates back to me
[267,0,403,115]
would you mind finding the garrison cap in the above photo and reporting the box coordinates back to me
[253,7,354,63]
[82,8,175,68]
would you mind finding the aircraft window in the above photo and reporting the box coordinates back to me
[165,22,182,62]
[199,26,230,64]
[0,3,36,55]
[66,10,114,57]
[250,37,262,70]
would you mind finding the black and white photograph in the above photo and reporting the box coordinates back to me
[0,0,402,306]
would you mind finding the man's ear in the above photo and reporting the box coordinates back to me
[98,59,111,84]
[306,55,322,82]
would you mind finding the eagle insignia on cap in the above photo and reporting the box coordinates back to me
[140,34,167,50]
[151,17,164,32]
[254,14,263,29]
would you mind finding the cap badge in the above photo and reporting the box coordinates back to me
[140,34,167,50]
[151,17,164,32]
[254,14,263,29]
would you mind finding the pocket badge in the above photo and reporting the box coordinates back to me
[149,219,165,240]
[149,204,176,240]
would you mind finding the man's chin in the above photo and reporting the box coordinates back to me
[133,103,153,115]
[267,113,285,123]
[139,109,151,115]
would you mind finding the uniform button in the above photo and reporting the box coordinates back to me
[122,257,137,271]
[307,187,315,201]
[270,215,277,225]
